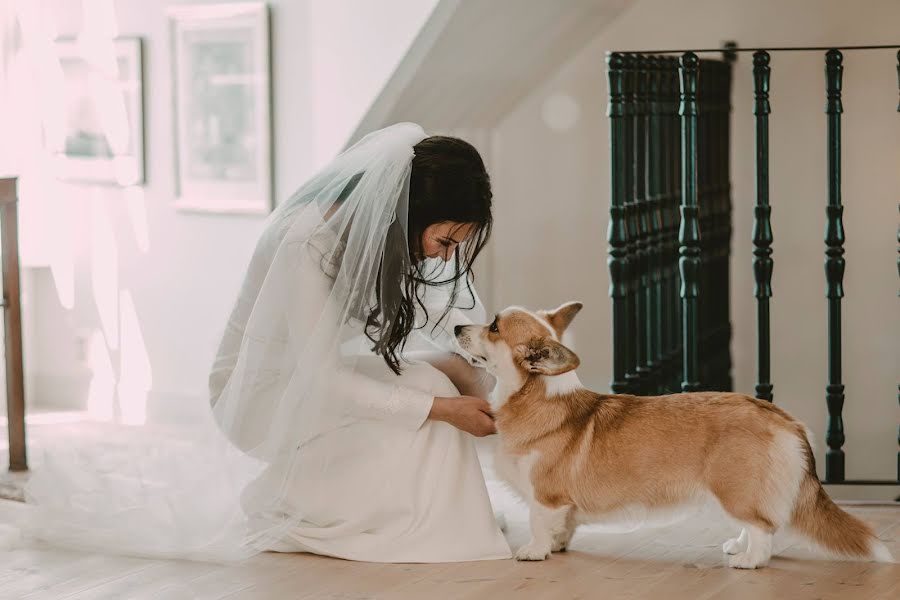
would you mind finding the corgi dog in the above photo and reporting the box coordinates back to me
[454,302,892,569]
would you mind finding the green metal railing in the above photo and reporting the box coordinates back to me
[606,44,900,487]
[607,51,733,396]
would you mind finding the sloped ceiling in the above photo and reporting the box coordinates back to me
[347,0,634,144]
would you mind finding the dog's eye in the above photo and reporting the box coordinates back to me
[489,320,499,333]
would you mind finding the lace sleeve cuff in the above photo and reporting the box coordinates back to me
[353,384,434,431]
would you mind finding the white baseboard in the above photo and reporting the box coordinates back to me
[28,373,208,426]
[30,372,91,411]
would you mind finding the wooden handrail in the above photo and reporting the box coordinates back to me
[0,177,26,471]
[0,177,15,204]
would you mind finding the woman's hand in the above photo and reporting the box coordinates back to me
[429,396,496,437]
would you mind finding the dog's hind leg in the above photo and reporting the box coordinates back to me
[712,428,806,568]
[551,509,577,552]
[728,524,773,569]
[515,502,571,561]
[723,527,748,555]
[714,491,777,568]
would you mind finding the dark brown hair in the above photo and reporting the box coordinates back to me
[366,136,493,374]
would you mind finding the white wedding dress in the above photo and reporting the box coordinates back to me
[210,205,510,562]
[20,123,508,563]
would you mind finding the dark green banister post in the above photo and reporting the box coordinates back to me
[679,53,702,392]
[607,53,630,394]
[634,55,651,393]
[752,50,774,402]
[824,49,845,482]
[647,56,664,394]
[624,54,639,394]
[658,57,673,391]
[668,57,682,392]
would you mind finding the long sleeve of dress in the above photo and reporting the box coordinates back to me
[286,237,434,431]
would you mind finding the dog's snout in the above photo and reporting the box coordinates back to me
[454,325,464,336]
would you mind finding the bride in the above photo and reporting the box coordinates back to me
[207,122,510,562]
[22,123,511,563]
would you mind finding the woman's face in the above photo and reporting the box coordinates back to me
[418,221,476,262]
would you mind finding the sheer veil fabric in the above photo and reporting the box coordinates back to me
[18,123,506,561]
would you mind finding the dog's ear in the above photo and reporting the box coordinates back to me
[539,301,583,338]
[519,338,580,376]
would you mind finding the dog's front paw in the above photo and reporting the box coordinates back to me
[728,552,767,569]
[515,542,551,561]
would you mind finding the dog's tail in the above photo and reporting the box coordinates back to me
[789,430,892,562]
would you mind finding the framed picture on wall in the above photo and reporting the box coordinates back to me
[168,3,272,215]
[47,38,145,186]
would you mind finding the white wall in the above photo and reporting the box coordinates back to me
[487,0,900,490]
[24,0,436,419]
[307,0,437,165]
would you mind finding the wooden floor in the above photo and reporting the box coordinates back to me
[1,498,897,600]
[2,417,898,598]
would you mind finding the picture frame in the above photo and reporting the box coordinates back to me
[47,37,145,186]
[168,3,272,215]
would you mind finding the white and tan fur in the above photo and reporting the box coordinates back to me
[455,302,893,568]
